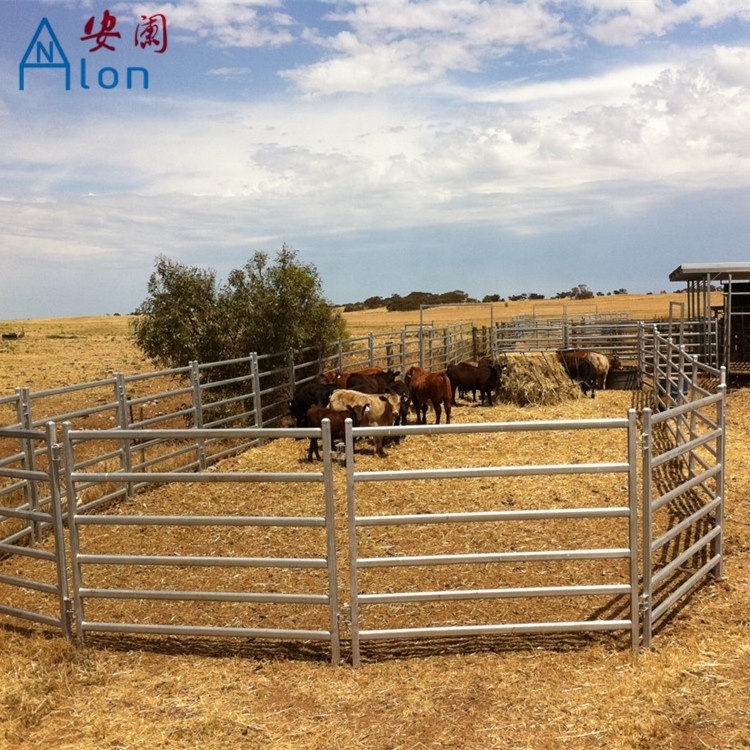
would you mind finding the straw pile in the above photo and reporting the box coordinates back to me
[497,351,582,406]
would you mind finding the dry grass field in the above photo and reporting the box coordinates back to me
[339,292,719,333]
[1,301,749,750]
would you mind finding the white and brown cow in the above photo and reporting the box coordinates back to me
[327,389,398,456]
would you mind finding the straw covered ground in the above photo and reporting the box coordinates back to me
[1,314,749,749]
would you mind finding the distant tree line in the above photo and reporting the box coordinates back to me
[342,285,647,311]
[343,290,478,312]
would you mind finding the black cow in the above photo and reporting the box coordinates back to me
[446,361,502,406]
[347,369,400,394]
[557,352,598,398]
[386,379,411,427]
[289,380,336,427]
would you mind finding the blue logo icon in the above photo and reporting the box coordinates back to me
[19,18,71,90]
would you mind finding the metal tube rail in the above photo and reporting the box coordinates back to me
[78,622,335,641]
[650,497,722,555]
[0,603,65,629]
[75,554,329,568]
[358,620,632,642]
[79,588,328,604]
[359,584,631,604]
[651,465,721,513]
[70,470,325,484]
[353,463,629,484]
[650,554,723,624]
[648,427,723,470]
[357,548,631,568]
[76,514,326,527]
[651,526,722,589]
[356,506,631,526]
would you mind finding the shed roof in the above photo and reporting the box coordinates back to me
[669,262,750,282]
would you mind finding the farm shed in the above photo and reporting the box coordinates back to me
[669,261,750,378]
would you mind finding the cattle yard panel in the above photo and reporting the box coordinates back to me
[491,319,715,365]
[640,328,726,648]
[62,423,343,664]
[0,423,72,639]
[344,415,640,666]
[0,320,727,659]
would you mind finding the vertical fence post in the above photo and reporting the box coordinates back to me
[46,421,73,641]
[189,361,207,470]
[189,361,204,430]
[345,416,360,667]
[627,408,640,651]
[385,343,394,370]
[251,353,264,442]
[368,333,375,368]
[641,407,653,649]
[400,329,408,373]
[714,368,727,579]
[16,387,41,542]
[115,373,135,495]
[337,340,344,373]
[320,418,341,665]
[288,349,297,396]
[62,421,86,644]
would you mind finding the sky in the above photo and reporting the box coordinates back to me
[1,0,750,319]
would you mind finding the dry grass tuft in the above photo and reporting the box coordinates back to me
[498,352,582,406]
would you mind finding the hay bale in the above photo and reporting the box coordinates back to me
[498,352,581,406]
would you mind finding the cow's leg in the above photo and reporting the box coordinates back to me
[307,438,319,461]
[444,400,451,424]
[434,400,442,424]
[374,435,386,457]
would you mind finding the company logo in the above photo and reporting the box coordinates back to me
[19,10,167,91]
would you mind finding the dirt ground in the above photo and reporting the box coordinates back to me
[1,313,749,750]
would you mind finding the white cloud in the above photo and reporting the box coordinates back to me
[285,0,572,95]
[114,0,296,47]
[5,43,750,238]
[579,0,750,46]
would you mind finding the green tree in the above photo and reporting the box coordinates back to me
[130,255,227,368]
[223,245,347,358]
[131,245,347,374]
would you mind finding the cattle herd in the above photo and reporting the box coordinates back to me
[289,348,622,460]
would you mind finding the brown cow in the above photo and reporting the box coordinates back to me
[328,367,388,389]
[304,403,368,461]
[404,366,452,425]
[577,350,622,390]
[446,360,502,406]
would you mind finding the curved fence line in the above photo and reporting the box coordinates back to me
[0,320,727,663]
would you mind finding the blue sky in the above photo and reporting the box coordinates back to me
[2,0,750,318]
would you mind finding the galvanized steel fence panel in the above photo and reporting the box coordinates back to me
[344,417,640,666]
[0,423,72,638]
[640,327,726,648]
[62,423,343,664]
